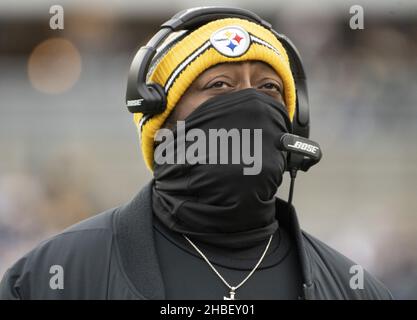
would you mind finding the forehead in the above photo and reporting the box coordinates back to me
[198,60,280,78]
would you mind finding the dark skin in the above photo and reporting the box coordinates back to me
[163,60,285,129]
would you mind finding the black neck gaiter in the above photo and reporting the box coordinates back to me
[152,88,292,249]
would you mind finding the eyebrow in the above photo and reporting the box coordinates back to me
[204,74,233,81]
[257,76,283,85]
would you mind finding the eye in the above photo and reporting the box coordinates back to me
[260,82,282,93]
[207,80,230,89]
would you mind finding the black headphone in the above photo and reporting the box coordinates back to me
[125,6,321,176]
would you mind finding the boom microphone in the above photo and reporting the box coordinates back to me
[278,133,322,172]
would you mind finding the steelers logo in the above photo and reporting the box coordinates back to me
[210,26,251,57]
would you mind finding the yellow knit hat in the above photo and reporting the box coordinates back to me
[133,17,296,170]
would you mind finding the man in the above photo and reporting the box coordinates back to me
[0,7,393,300]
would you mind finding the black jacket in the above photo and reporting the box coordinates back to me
[0,180,393,300]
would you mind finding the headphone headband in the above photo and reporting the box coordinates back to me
[125,6,310,138]
[161,7,271,30]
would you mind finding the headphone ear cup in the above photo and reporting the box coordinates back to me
[147,83,166,114]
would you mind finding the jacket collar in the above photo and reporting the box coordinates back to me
[114,179,312,300]
[114,180,165,300]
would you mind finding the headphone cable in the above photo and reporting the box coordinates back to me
[287,168,298,208]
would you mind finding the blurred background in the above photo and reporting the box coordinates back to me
[0,0,416,299]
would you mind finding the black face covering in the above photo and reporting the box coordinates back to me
[152,88,292,249]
